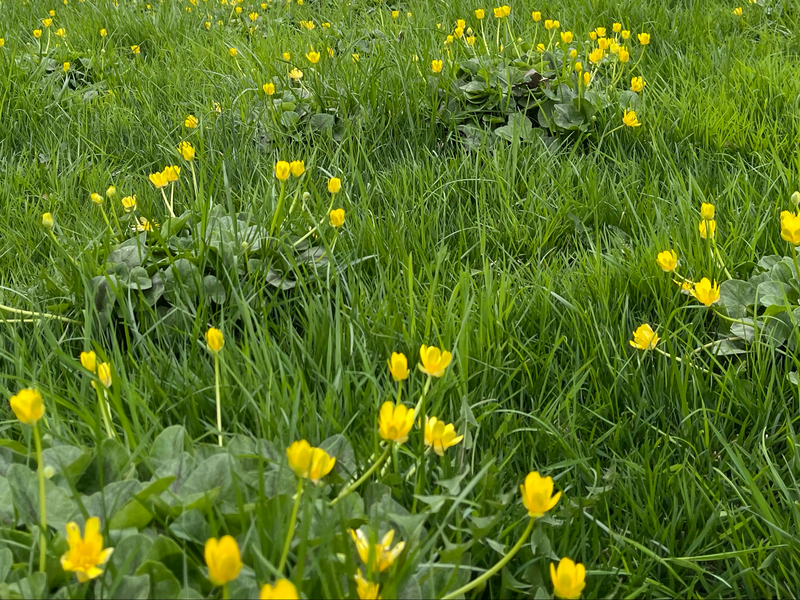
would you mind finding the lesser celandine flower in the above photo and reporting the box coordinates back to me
[205,327,224,353]
[290,160,305,177]
[378,401,414,443]
[692,278,720,306]
[589,48,604,64]
[106,185,116,198]
[392,10,399,18]
[307,49,320,63]
[43,18,53,27]
[121,195,136,212]
[60,518,113,582]
[63,62,70,72]
[97,363,112,388]
[424,417,464,456]
[349,529,405,572]
[597,37,611,51]
[90,193,104,205]
[100,28,107,36]
[699,219,716,239]
[589,31,597,41]
[544,19,555,29]
[619,47,630,62]
[80,351,97,373]
[622,109,641,127]
[131,45,140,54]
[629,324,659,350]
[621,30,631,39]
[9,388,44,425]
[431,59,443,73]
[229,47,238,57]
[520,471,561,518]
[149,170,168,188]
[560,31,573,43]
[354,570,380,599]
[493,5,510,18]
[185,114,198,128]
[249,11,258,21]
[164,165,180,181]
[286,440,336,484]
[204,536,242,586]
[275,161,291,181]
[178,141,195,161]
[328,177,341,194]
[42,212,54,229]
[700,202,715,221]
[536,43,546,53]
[263,82,275,95]
[613,22,622,33]
[34,29,42,38]
[574,62,583,72]
[656,250,678,272]
[583,72,591,86]
[595,27,606,37]
[733,6,743,15]
[260,580,299,599]
[387,352,409,381]
[475,8,485,19]
[532,10,541,21]
[551,558,586,600]
[289,68,303,79]
[631,76,644,92]
[638,32,650,45]
[781,212,800,245]
[418,344,452,377]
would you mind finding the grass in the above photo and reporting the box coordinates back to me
[1,0,800,597]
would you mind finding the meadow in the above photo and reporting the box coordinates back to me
[0,0,799,598]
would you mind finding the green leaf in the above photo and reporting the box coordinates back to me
[494,114,534,142]
[135,561,182,599]
[105,574,150,600]
[107,243,147,270]
[552,102,584,131]
[151,426,190,464]
[309,112,335,133]
[107,534,153,575]
[169,509,209,544]
[319,434,356,479]
[203,275,227,304]
[6,464,77,531]
[719,280,755,319]
[280,111,300,128]
[0,548,12,583]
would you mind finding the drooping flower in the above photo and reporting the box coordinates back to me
[418,344,452,377]
[349,529,405,573]
[290,160,305,177]
[80,351,97,373]
[691,278,720,306]
[204,536,242,586]
[260,579,299,599]
[699,219,716,239]
[121,195,137,212]
[700,202,715,221]
[275,161,291,181]
[60,518,113,582]
[520,471,561,518]
[629,324,659,350]
[551,558,586,600]
[631,76,644,92]
[378,401,414,444]
[286,440,336,484]
[9,388,44,425]
[206,327,224,353]
[387,352,409,381]
[431,59,443,73]
[424,417,464,456]
[328,177,341,194]
[656,250,677,272]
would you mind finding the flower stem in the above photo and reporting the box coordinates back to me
[269,181,287,241]
[33,423,47,573]
[792,245,800,282]
[330,444,392,507]
[214,353,223,447]
[0,304,79,324]
[441,517,535,600]
[95,385,115,439]
[278,477,304,573]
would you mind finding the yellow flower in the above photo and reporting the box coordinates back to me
[552,20,560,28]
[285,440,336,484]
[573,62,582,72]
[351,54,359,63]
[135,217,153,232]
[178,141,195,161]
[583,71,591,86]
[121,195,137,212]
[531,11,541,21]
[90,193,104,205]
[60,518,113,582]
[445,36,454,45]
[205,21,211,29]
[229,47,238,57]
[289,160,305,177]
[622,109,640,127]
[424,417,464,456]
[612,22,622,33]
[149,170,168,188]
[392,10,399,18]
[588,48,604,64]
[49,9,56,16]
[551,558,586,600]
[589,31,597,41]
[349,529,405,573]
[560,31,573,44]
[621,30,630,39]
[536,43,545,53]
[289,68,304,80]
[164,165,180,182]
[656,250,677,272]
[34,29,42,38]
[42,212,54,229]
[475,9,485,19]
[56,28,66,37]
[235,5,242,12]
[631,76,644,92]
[733,7,743,16]
[9,388,44,425]
[544,19,555,29]
[619,47,630,62]
[610,42,620,54]
[629,324,659,350]
[418,344,452,377]
[80,351,97,373]
[699,219,716,239]
[63,62,70,72]
[131,45,140,54]
[185,114,198,128]
[378,401,414,444]
[454,27,464,39]
[520,471,561,518]
[493,6,508,18]
[431,59,443,73]
[106,185,116,198]
[43,18,53,27]
[594,27,606,37]
[387,352,409,381]
[262,82,276,95]
[354,570,381,599]
[781,211,800,245]
[275,161,291,181]
[283,51,291,60]
[700,202,715,221]
[638,32,650,45]
[205,327,224,353]
[249,11,258,21]
[569,49,578,59]
[307,50,320,63]
[204,536,242,587]
[691,278,720,307]
[260,580,299,599]
[327,178,342,195]
[97,363,112,388]
[456,19,466,29]
[597,37,611,50]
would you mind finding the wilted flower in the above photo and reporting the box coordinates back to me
[204,536,242,586]
[289,68,303,80]
[551,558,586,600]
[349,529,405,572]
[60,518,113,582]
[630,324,659,350]
[178,141,195,161]
[387,352,409,381]
[121,195,137,212]
[418,344,452,377]
[9,388,44,425]
[260,580,299,599]
[622,109,641,127]
[656,250,678,272]
[631,76,644,92]
[431,59,443,73]
[286,440,336,484]
[520,471,561,518]
[699,219,716,239]
[328,177,341,194]
[691,278,720,306]
[378,401,414,444]
[424,417,464,456]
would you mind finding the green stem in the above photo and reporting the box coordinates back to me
[34,424,47,573]
[441,517,535,600]
[95,385,115,439]
[0,304,79,324]
[214,354,223,447]
[792,245,800,282]
[330,444,392,507]
[269,181,287,241]
[278,477,304,573]
[190,161,199,205]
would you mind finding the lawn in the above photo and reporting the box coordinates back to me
[0,0,799,598]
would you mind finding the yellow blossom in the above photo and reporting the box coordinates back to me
[290,160,305,177]
[43,18,53,27]
[733,7,743,16]
[493,5,510,18]
[263,82,275,95]
[97,363,112,388]
[638,32,650,45]
[260,580,299,599]
[286,440,336,484]
[781,211,800,245]
[392,10,398,18]
[185,114,198,128]
[569,49,578,58]
[588,48,604,64]
[699,219,716,239]
[622,109,640,127]
[307,50,320,63]
[106,185,116,198]
[289,68,303,79]
[229,47,238,57]
[349,529,405,573]
[418,344,452,377]
[536,43,545,53]
[56,28,66,37]
[619,47,630,62]
[560,31,573,43]
[589,31,597,41]
[80,351,97,373]
[551,558,586,600]
[424,417,463,456]
[378,401,414,444]
[631,76,644,92]
[597,37,611,50]
[63,62,70,72]
[630,324,659,350]
[34,29,43,38]
[532,11,541,21]
[9,388,45,425]
[249,12,258,21]
[42,212,54,229]
[135,217,153,232]
[354,570,381,599]
[352,53,360,63]
[283,52,291,60]
[612,22,622,33]
[700,202,715,221]
[204,536,242,586]
[90,193,104,205]
[60,518,113,582]
[149,170,168,188]
[387,352,409,381]
[275,161,291,181]
[621,30,631,39]
[583,71,591,86]
[121,195,137,212]
[178,141,195,161]
[520,471,561,518]
[205,21,211,29]
[431,59,443,73]
[475,9,485,19]
[544,19,555,29]
[205,327,224,353]
[328,177,341,194]
[574,62,583,72]
[656,250,677,272]
[691,278,720,306]
[131,45,140,54]
[164,165,180,182]
[329,208,345,228]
